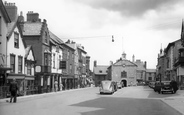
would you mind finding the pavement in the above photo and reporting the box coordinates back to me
[0,87,184,115]
[161,90,184,115]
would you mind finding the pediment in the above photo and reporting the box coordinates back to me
[114,59,137,66]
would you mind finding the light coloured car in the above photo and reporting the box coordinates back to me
[99,80,115,94]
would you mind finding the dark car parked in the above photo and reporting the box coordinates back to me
[154,81,178,94]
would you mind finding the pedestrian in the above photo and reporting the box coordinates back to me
[60,83,63,91]
[170,80,178,93]
[9,78,18,103]
[54,80,58,92]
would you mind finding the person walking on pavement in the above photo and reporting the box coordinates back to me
[9,78,18,103]
[170,80,178,93]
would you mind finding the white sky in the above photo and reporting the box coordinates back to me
[4,0,184,70]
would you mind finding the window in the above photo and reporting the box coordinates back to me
[44,53,48,66]
[148,77,152,80]
[56,46,59,52]
[44,53,51,66]
[27,61,31,75]
[70,64,72,73]
[14,32,19,48]
[67,51,69,59]
[99,70,102,73]
[18,56,23,73]
[10,54,15,73]
[45,32,48,43]
[121,71,127,78]
[167,58,169,68]
[53,53,55,68]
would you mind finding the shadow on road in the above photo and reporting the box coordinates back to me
[71,97,181,115]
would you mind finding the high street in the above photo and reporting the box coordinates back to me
[0,86,183,115]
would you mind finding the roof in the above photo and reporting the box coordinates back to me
[7,16,19,39]
[25,45,31,58]
[0,0,11,23]
[23,22,42,36]
[165,39,180,53]
[49,31,64,44]
[94,66,109,75]
[113,59,137,67]
[146,69,156,73]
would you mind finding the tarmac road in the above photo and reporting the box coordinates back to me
[0,86,183,115]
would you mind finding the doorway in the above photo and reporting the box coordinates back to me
[121,79,127,87]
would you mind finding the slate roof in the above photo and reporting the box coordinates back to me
[94,66,109,75]
[7,17,17,39]
[49,31,64,44]
[0,0,11,23]
[23,22,42,36]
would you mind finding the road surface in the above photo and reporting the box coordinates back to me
[0,86,182,115]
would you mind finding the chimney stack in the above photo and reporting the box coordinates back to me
[132,54,135,62]
[27,11,39,22]
[4,1,17,21]
[94,60,97,67]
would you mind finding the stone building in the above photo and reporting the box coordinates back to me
[108,52,137,87]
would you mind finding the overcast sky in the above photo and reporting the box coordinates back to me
[5,0,184,69]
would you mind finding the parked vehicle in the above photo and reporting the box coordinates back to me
[160,81,177,94]
[149,81,155,89]
[117,81,123,89]
[99,80,115,94]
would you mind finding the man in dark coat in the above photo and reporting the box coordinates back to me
[9,78,18,103]
[170,80,178,93]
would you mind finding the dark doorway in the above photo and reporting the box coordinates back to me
[121,80,127,87]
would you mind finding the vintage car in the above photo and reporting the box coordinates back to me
[99,80,115,94]
[160,81,174,94]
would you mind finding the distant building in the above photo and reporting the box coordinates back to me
[134,59,146,83]
[145,69,156,82]
[108,52,137,87]
[93,61,108,87]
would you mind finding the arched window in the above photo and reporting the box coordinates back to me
[121,71,127,78]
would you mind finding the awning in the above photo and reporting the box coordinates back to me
[7,73,25,79]
[25,75,35,80]
[0,67,12,71]
[7,76,25,79]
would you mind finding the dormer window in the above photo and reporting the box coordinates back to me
[14,32,19,48]
[56,45,59,52]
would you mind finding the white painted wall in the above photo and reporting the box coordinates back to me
[0,10,9,66]
[51,45,62,74]
[7,26,25,74]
